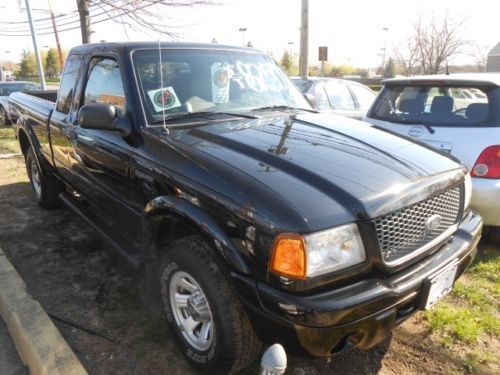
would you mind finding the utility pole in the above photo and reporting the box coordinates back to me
[25,0,46,90]
[77,0,91,44]
[48,0,64,70]
[299,0,309,78]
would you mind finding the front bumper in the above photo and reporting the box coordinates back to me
[234,211,482,356]
[471,177,500,226]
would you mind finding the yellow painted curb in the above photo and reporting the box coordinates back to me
[0,247,88,375]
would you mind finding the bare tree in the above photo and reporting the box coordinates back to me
[393,37,420,76]
[76,0,216,44]
[469,44,488,72]
[393,13,468,75]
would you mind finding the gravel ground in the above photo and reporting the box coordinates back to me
[0,154,495,375]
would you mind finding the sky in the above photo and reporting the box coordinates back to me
[0,0,499,69]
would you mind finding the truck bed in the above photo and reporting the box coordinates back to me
[9,91,55,126]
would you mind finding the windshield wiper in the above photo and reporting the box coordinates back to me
[251,105,318,113]
[152,111,259,124]
[424,124,435,134]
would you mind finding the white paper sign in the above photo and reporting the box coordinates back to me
[211,63,230,103]
[147,87,181,112]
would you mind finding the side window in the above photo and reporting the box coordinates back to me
[325,82,355,110]
[56,54,83,114]
[84,58,126,110]
[349,84,376,111]
[315,85,330,109]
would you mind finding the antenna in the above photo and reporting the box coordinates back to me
[158,39,168,133]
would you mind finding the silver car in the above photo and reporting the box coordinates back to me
[0,81,41,126]
[364,73,500,243]
[290,77,376,120]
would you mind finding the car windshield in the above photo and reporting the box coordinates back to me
[369,84,498,126]
[132,48,309,124]
[290,78,313,93]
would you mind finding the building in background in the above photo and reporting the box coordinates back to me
[486,42,500,72]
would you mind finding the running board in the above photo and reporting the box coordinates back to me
[59,192,141,269]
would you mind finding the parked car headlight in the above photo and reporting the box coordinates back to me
[464,173,472,210]
[270,223,366,279]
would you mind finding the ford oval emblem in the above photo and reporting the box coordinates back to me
[409,126,424,137]
[425,214,442,232]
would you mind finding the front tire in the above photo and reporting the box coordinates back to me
[158,236,261,374]
[26,147,62,209]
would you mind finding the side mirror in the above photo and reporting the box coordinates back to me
[78,103,131,136]
[303,93,317,108]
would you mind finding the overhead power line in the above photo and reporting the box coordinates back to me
[0,4,157,37]
[0,10,79,25]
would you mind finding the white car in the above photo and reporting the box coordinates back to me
[364,73,500,243]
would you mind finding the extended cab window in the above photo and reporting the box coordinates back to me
[370,85,494,126]
[84,58,126,110]
[56,54,82,114]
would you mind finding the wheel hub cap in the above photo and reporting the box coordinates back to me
[186,291,211,322]
[30,160,42,198]
[165,270,215,351]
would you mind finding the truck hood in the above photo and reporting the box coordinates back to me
[163,113,464,232]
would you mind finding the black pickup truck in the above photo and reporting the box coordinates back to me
[10,42,482,373]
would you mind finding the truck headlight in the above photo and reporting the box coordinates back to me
[464,173,472,210]
[270,223,366,279]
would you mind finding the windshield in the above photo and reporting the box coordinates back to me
[369,84,498,127]
[132,48,309,124]
[290,78,313,93]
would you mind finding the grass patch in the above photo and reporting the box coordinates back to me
[425,247,500,345]
[0,127,19,154]
[464,351,482,374]
[426,302,499,342]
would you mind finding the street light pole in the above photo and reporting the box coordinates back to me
[25,0,46,90]
[238,27,247,47]
[381,27,389,75]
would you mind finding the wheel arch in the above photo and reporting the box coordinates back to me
[17,128,31,157]
[141,195,251,275]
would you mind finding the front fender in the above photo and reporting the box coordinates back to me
[142,195,251,274]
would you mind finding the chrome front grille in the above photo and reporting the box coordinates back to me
[375,186,462,264]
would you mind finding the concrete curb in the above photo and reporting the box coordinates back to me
[0,153,22,159]
[0,247,88,375]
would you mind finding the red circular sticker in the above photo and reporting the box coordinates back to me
[154,89,175,108]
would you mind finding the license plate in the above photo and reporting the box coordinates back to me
[424,263,458,309]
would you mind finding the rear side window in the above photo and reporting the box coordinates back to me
[370,85,493,126]
[349,84,376,111]
[84,57,126,110]
[56,54,83,114]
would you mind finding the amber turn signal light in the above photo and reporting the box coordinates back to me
[270,234,307,279]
